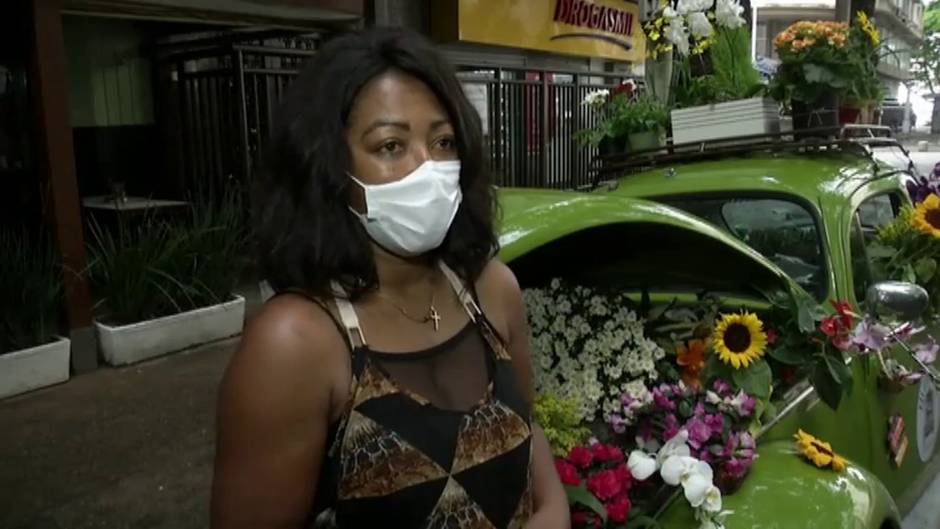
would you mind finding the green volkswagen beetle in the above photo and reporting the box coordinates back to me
[496,135,939,528]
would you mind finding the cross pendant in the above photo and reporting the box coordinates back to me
[429,306,441,331]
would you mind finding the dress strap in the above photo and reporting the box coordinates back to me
[439,262,482,323]
[438,262,513,362]
[330,281,367,348]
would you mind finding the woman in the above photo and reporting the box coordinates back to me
[210,28,569,529]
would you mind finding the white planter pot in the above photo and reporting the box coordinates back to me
[0,337,70,399]
[671,97,781,144]
[96,295,246,366]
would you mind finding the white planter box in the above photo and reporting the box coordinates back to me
[0,337,70,399]
[671,97,781,144]
[97,295,246,366]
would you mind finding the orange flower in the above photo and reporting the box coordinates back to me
[677,339,708,389]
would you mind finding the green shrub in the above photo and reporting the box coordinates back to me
[0,231,62,353]
[534,394,591,457]
[87,190,249,325]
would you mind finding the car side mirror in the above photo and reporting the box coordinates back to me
[865,281,930,321]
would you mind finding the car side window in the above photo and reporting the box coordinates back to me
[850,193,901,302]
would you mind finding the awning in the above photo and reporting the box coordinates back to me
[63,0,364,29]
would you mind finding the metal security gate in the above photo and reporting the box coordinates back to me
[157,36,632,191]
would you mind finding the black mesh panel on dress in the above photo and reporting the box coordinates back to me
[369,323,492,412]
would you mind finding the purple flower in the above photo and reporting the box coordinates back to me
[852,319,892,352]
[653,387,676,412]
[724,457,752,480]
[638,421,654,443]
[908,172,940,204]
[738,432,756,452]
[704,413,725,434]
[693,402,706,418]
[915,340,939,365]
[686,418,713,450]
[729,390,756,417]
[697,449,712,464]
[663,414,680,442]
[712,379,732,397]
[610,414,627,434]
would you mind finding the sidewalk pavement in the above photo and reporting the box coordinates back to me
[0,337,236,529]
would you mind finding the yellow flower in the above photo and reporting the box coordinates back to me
[856,11,881,45]
[794,429,847,472]
[712,312,768,369]
[911,194,940,239]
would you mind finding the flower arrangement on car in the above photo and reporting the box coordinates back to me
[867,192,940,319]
[527,278,935,527]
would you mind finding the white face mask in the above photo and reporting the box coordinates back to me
[348,160,463,257]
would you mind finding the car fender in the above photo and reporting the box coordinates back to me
[655,440,901,529]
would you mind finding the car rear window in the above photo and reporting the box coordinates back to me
[661,197,828,301]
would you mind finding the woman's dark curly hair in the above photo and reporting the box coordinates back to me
[255,28,498,300]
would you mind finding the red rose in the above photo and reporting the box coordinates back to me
[568,446,594,469]
[591,443,624,463]
[606,495,632,524]
[587,469,622,500]
[613,464,633,492]
[554,459,582,486]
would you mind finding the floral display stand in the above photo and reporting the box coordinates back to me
[671,97,781,144]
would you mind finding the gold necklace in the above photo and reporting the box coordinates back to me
[376,282,441,331]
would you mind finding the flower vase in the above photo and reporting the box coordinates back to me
[645,54,674,106]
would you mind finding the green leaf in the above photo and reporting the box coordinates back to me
[769,345,807,366]
[823,353,853,397]
[625,514,660,529]
[732,359,773,398]
[762,400,779,422]
[915,258,938,282]
[564,485,607,521]
[867,242,897,259]
[803,63,836,84]
[812,357,843,410]
[795,293,824,334]
[678,400,694,419]
[903,264,918,284]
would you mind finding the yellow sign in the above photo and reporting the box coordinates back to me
[433,0,646,63]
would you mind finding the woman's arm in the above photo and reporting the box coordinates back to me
[211,296,346,529]
[477,261,570,529]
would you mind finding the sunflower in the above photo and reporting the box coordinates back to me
[794,429,847,472]
[712,312,768,369]
[911,194,940,239]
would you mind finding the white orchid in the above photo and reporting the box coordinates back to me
[715,0,746,29]
[582,89,609,108]
[657,430,692,465]
[676,0,714,15]
[688,12,714,39]
[664,18,691,55]
[661,455,713,487]
[628,450,659,480]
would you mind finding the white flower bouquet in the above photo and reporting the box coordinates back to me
[525,279,666,422]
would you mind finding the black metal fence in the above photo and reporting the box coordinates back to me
[156,37,631,191]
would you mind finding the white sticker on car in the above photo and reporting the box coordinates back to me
[917,377,939,462]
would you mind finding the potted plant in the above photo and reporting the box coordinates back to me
[610,95,671,151]
[575,81,638,156]
[768,20,855,132]
[842,12,886,124]
[88,190,249,366]
[0,231,69,399]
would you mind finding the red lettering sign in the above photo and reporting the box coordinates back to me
[553,0,633,37]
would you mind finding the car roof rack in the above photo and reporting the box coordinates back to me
[590,124,915,189]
